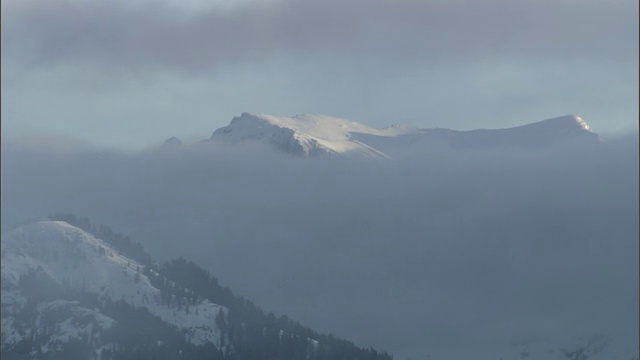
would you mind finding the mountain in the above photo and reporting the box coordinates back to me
[1,216,392,360]
[207,113,599,159]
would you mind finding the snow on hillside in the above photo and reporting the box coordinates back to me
[1,221,225,347]
[2,295,116,352]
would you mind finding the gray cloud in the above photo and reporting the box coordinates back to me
[2,0,637,74]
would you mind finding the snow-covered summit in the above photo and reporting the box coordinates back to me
[208,113,600,159]
[210,112,415,159]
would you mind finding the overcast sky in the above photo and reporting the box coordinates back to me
[2,0,638,149]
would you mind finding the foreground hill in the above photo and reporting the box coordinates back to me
[1,215,392,360]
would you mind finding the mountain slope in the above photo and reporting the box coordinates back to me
[1,217,393,360]
[1,220,225,348]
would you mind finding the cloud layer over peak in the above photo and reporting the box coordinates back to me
[3,0,637,74]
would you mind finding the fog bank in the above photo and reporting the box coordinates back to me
[2,135,638,359]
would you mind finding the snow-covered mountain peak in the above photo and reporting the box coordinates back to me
[227,112,387,135]
[208,112,601,159]
[211,112,409,159]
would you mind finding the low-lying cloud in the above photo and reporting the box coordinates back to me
[2,134,638,359]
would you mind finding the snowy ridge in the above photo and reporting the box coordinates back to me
[208,113,599,159]
[1,221,225,347]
